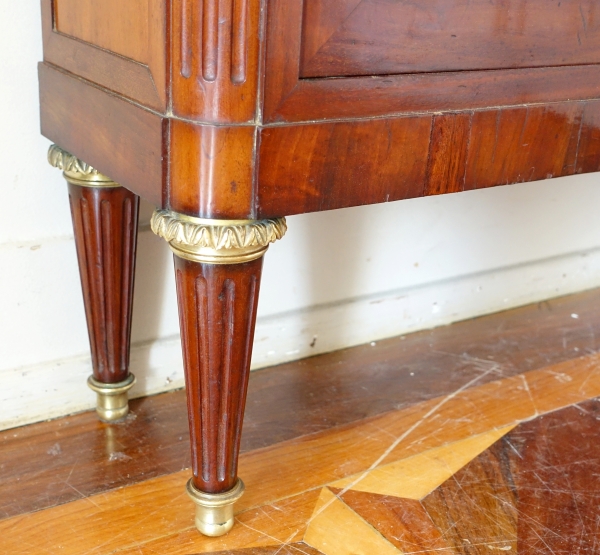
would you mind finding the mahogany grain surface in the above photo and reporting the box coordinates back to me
[55,0,151,64]
[68,184,139,384]
[171,0,261,122]
[39,64,166,208]
[2,287,600,519]
[175,258,263,493]
[42,66,600,220]
[42,63,600,220]
[169,120,255,219]
[258,101,599,216]
[257,116,431,215]
[40,0,600,222]
[300,0,600,78]
[264,0,600,123]
[42,0,168,109]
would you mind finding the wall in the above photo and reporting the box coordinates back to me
[2,3,600,430]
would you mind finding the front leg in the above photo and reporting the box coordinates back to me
[151,210,286,536]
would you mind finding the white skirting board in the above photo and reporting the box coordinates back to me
[2,246,600,431]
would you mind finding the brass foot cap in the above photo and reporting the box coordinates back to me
[87,374,136,422]
[186,478,245,537]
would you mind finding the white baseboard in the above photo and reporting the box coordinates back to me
[3,247,600,431]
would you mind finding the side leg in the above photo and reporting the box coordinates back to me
[151,210,287,536]
[49,145,139,422]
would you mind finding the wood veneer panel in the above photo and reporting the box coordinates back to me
[39,63,165,207]
[55,0,150,63]
[270,65,600,123]
[576,100,600,174]
[301,0,600,78]
[41,0,167,109]
[299,0,362,71]
[263,0,304,123]
[3,287,600,519]
[257,117,432,215]
[265,0,600,123]
[463,103,584,189]
[424,113,472,196]
[2,355,600,555]
[258,101,597,216]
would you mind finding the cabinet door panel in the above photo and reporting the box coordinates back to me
[265,0,600,122]
[301,0,600,78]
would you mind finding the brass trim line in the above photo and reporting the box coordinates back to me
[87,374,136,422]
[151,209,287,265]
[186,478,245,537]
[48,145,120,188]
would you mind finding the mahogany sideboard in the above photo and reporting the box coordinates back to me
[39,0,600,537]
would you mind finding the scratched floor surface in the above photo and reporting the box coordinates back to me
[2,289,600,554]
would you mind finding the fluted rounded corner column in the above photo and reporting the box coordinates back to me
[48,145,139,422]
[151,209,287,536]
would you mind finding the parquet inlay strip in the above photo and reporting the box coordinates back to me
[331,425,514,498]
[333,492,453,554]
[304,488,401,555]
[2,351,600,555]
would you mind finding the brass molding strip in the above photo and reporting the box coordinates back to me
[48,145,120,188]
[150,209,287,265]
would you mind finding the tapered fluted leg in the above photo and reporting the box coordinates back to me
[176,257,261,533]
[49,145,139,421]
[152,210,287,536]
[176,257,262,493]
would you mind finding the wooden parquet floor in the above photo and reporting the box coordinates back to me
[3,289,600,554]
